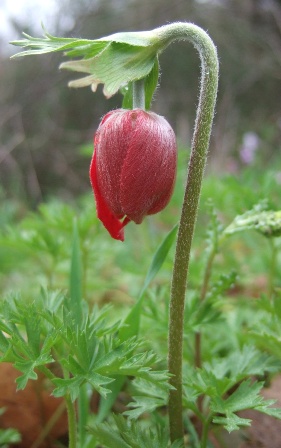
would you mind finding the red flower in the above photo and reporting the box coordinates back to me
[90,108,177,241]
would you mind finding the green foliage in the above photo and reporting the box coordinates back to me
[0,409,21,447]
[184,347,281,432]
[0,289,170,403]
[0,428,21,448]
[11,27,161,98]
[204,200,223,254]
[121,58,159,110]
[70,219,83,326]
[249,291,281,359]
[0,162,281,446]
[224,202,281,238]
[119,223,178,342]
[90,414,184,448]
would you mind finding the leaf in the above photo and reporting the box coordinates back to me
[250,331,281,359]
[124,377,169,419]
[119,224,178,341]
[15,363,38,390]
[11,32,106,56]
[121,58,159,110]
[11,27,161,98]
[140,224,178,297]
[96,376,126,423]
[52,377,84,401]
[213,414,252,432]
[11,27,156,57]
[61,41,158,97]
[124,396,166,419]
[0,427,21,445]
[15,353,54,390]
[90,414,181,448]
[223,205,281,238]
[210,378,281,432]
[89,419,131,448]
[144,58,159,109]
[211,379,264,414]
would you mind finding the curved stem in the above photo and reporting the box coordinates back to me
[155,23,219,442]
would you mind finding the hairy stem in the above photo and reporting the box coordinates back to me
[155,23,219,442]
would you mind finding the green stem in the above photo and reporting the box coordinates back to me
[38,365,77,448]
[268,238,277,300]
[65,393,77,448]
[133,78,145,109]
[201,414,213,448]
[78,383,89,447]
[195,246,217,370]
[156,23,219,443]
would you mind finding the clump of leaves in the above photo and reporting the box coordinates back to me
[0,289,171,400]
[90,414,184,448]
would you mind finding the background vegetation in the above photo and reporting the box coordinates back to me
[0,1,281,446]
[1,0,280,203]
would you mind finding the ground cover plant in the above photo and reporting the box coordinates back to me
[0,20,281,448]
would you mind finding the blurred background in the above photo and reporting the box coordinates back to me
[0,0,281,205]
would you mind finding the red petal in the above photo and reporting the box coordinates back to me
[89,151,129,241]
[120,111,177,223]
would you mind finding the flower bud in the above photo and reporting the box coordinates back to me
[90,108,177,241]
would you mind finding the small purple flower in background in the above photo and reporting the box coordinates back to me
[239,132,260,165]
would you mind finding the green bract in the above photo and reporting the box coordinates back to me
[11,27,161,98]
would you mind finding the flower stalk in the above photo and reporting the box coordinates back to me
[133,78,146,110]
[156,24,219,443]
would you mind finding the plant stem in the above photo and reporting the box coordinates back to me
[201,414,213,448]
[78,383,89,447]
[268,238,277,300]
[133,78,145,109]
[65,393,77,448]
[155,23,219,443]
[195,246,217,370]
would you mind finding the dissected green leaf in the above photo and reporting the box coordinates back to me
[11,27,156,57]
[61,41,158,97]
[96,376,126,423]
[124,378,169,419]
[210,378,281,432]
[11,27,162,98]
[224,206,281,238]
[213,413,252,432]
[90,414,183,448]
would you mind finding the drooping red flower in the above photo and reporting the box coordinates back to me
[90,108,177,241]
